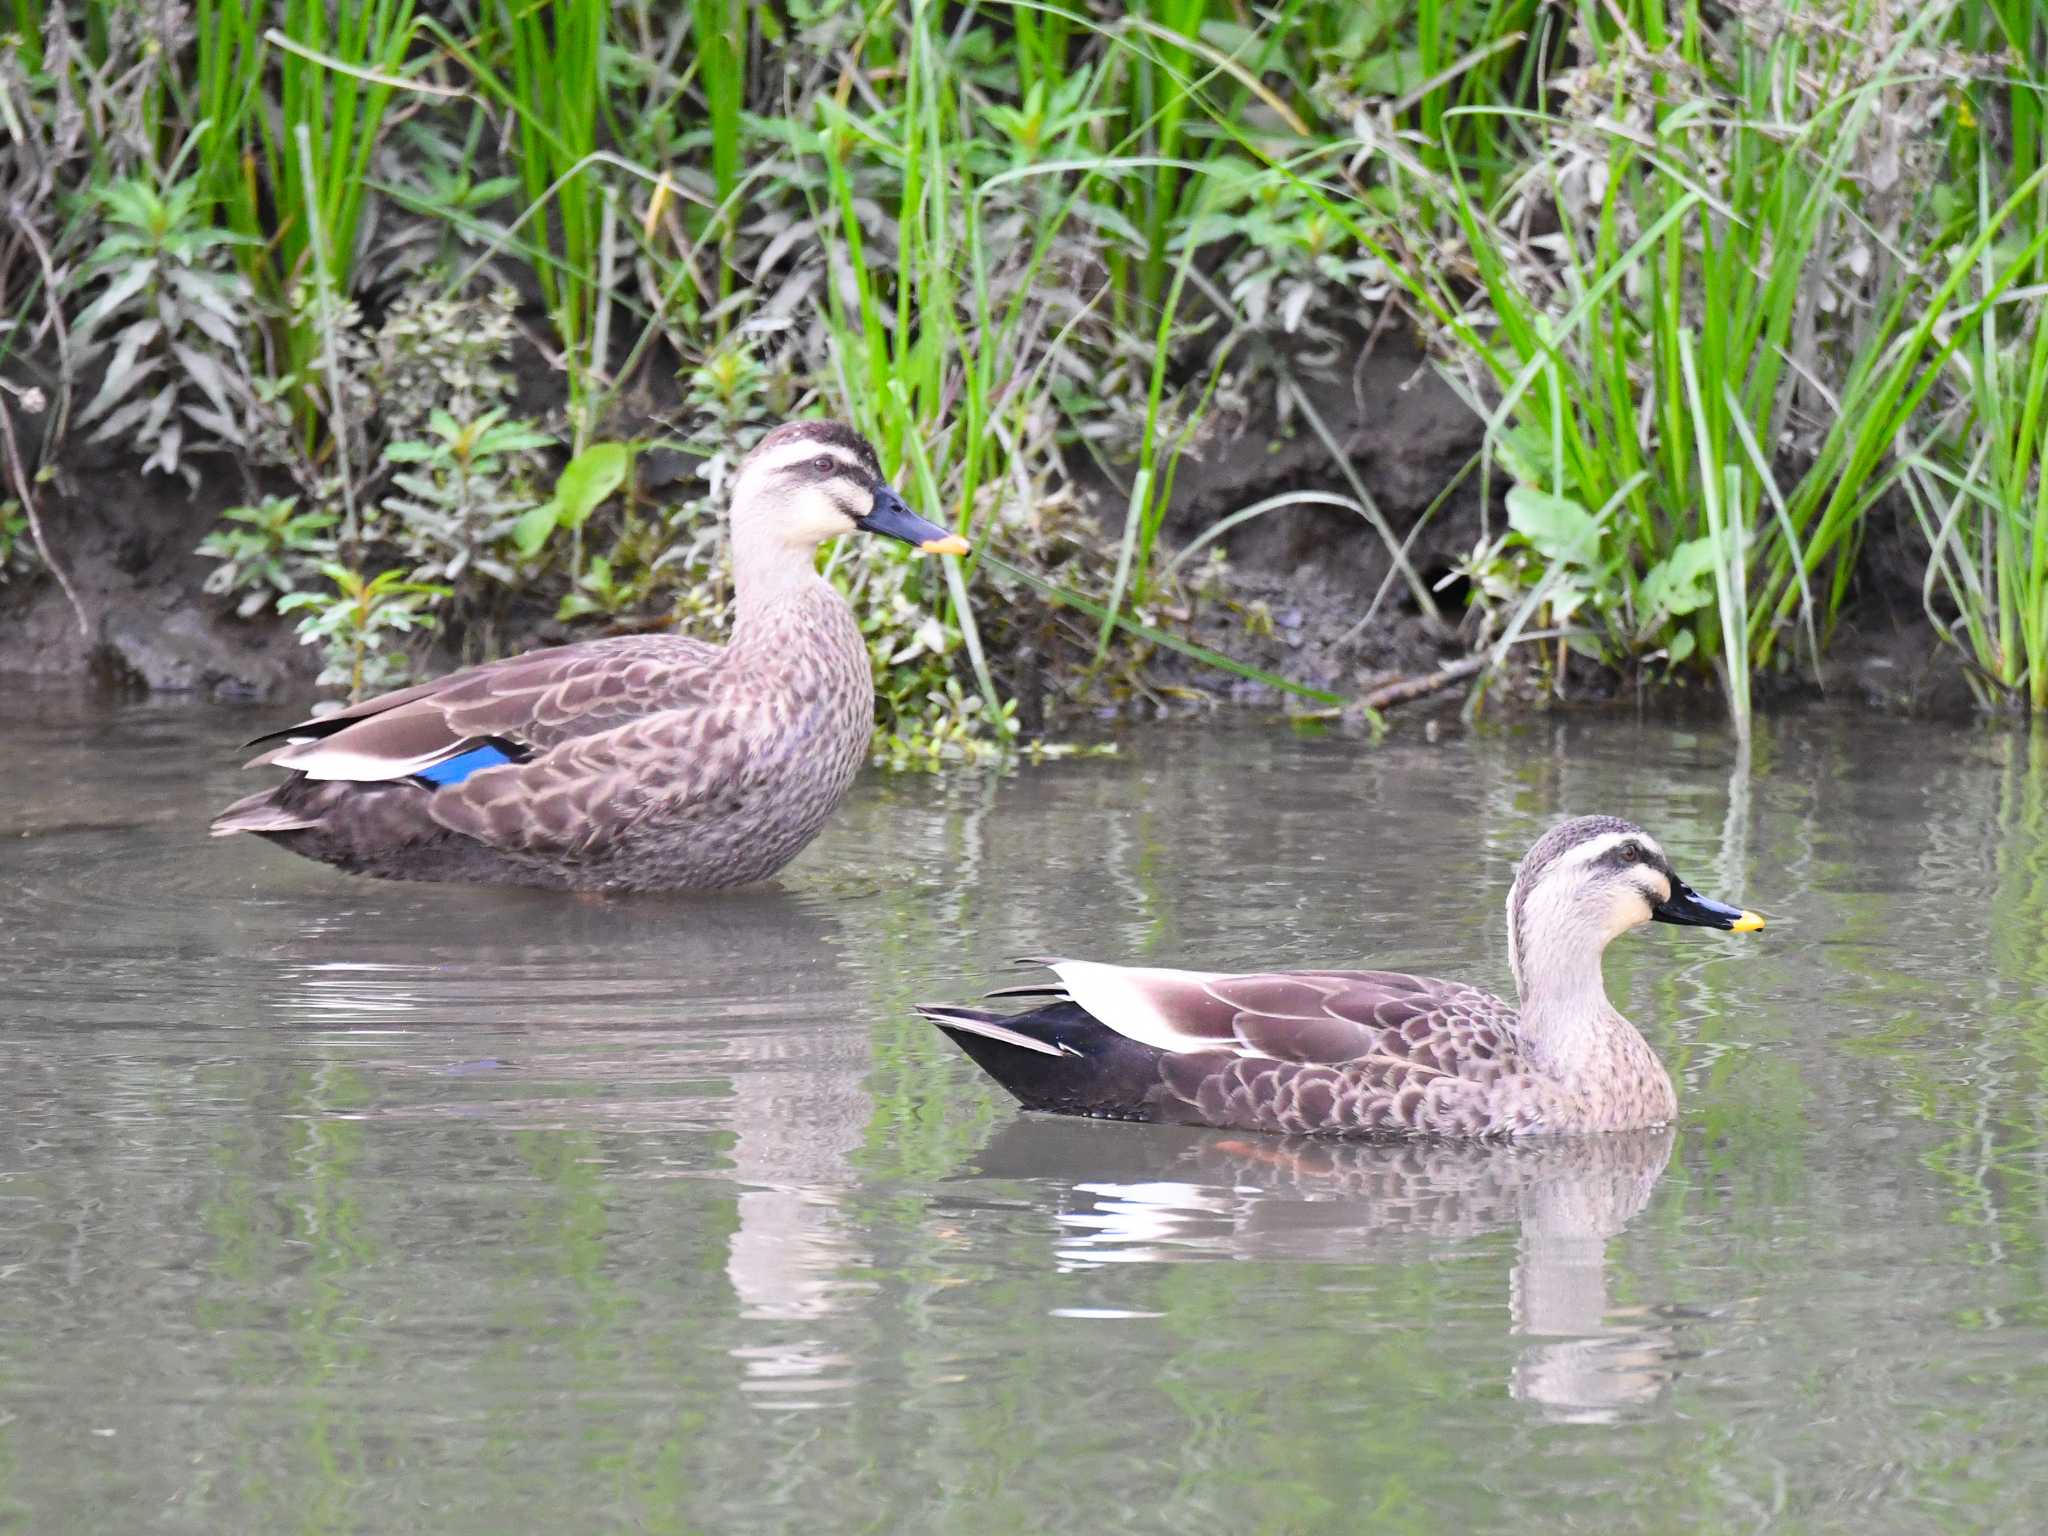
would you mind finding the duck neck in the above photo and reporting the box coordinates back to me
[729,527,833,643]
[1510,909,1632,1077]
[1515,952,1619,1072]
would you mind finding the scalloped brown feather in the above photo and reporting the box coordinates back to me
[213,419,925,890]
[212,581,873,889]
[925,961,1672,1140]
[924,817,1739,1138]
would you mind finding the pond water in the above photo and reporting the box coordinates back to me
[3,685,2046,1532]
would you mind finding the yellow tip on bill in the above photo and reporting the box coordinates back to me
[1731,911,1766,933]
[919,534,970,556]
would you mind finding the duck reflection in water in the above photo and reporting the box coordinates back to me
[270,881,875,1405]
[964,1117,1685,1423]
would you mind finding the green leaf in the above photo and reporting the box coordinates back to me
[511,502,559,558]
[466,175,521,205]
[1505,487,1601,567]
[550,443,630,531]
[1354,44,1427,96]
[1493,423,1554,489]
[1639,535,1723,621]
[479,424,555,455]
[1546,576,1592,624]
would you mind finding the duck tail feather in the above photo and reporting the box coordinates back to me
[210,789,317,838]
[914,1005,1075,1058]
[919,1000,1167,1121]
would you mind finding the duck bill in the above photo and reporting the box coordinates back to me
[858,486,969,556]
[1653,879,1765,933]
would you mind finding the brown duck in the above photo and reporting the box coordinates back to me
[211,421,968,890]
[919,816,1764,1138]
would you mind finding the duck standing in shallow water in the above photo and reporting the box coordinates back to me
[920,817,1764,1138]
[212,421,968,891]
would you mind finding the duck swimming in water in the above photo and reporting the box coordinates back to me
[212,421,967,891]
[919,816,1763,1138]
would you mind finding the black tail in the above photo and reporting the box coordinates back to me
[917,1000,1169,1122]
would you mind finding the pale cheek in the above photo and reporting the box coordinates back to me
[1605,887,1652,938]
[787,497,857,545]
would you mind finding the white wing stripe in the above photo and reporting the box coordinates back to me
[272,739,462,783]
[1049,961,1236,1055]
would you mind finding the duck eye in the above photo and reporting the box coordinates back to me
[1620,843,1641,864]
[813,456,836,476]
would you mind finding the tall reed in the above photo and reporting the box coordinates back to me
[192,0,421,447]
[1340,0,2045,734]
[1904,16,2048,709]
[480,0,607,437]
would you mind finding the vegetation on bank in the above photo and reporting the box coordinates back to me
[0,1,2041,747]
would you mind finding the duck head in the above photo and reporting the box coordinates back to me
[1506,815,1763,1001]
[730,420,968,558]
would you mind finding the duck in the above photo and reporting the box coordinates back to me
[211,420,969,891]
[918,816,1764,1138]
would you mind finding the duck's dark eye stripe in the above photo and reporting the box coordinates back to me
[784,453,860,477]
[776,454,854,481]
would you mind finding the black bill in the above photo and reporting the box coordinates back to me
[858,486,969,555]
[1652,878,1765,932]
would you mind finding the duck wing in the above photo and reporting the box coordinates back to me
[1044,959,1511,1075]
[244,634,719,783]
[417,703,748,861]
[930,960,1522,1137]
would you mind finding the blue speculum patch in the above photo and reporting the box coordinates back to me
[414,744,515,786]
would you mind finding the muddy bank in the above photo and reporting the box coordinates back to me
[1,440,310,698]
[0,330,1968,722]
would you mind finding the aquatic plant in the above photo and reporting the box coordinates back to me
[195,496,337,618]
[1901,1,2048,710]
[5,0,2046,737]
[194,0,426,448]
[380,407,556,589]
[280,564,449,698]
[0,500,33,578]
[1373,0,2045,734]
[67,174,258,485]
